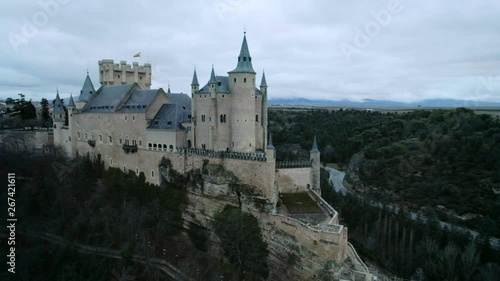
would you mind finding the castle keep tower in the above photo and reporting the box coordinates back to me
[98,60,152,89]
[192,33,267,153]
[228,33,257,152]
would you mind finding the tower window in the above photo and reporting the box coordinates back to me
[243,57,247,61]
[244,78,247,83]
[77,132,81,139]
[256,114,259,122]
[132,116,135,120]
[110,159,113,165]
[234,78,236,83]
[109,136,112,143]
[151,170,155,178]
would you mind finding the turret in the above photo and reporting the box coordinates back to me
[77,72,96,109]
[309,136,321,195]
[227,32,257,152]
[52,91,65,123]
[260,71,268,147]
[266,133,275,162]
[208,65,217,97]
[191,67,199,95]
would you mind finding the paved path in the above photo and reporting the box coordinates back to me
[322,166,500,250]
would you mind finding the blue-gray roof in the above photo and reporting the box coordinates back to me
[119,89,159,112]
[228,34,255,74]
[199,76,229,93]
[78,74,96,102]
[198,75,261,95]
[209,66,217,83]
[68,95,76,108]
[53,92,65,114]
[82,84,135,113]
[148,103,190,130]
[260,72,267,87]
[191,68,199,86]
[166,92,191,111]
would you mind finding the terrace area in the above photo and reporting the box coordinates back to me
[277,191,332,226]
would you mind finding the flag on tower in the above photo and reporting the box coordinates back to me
[133,52,141,57]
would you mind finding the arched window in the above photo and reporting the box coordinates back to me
[220,114,223,123]
[187,140,192,148]
[163,144,167,151]
[153,143,157,150]
[148,143,152,150]
[109,135,112,143]
[169,145,173,151]
[136,168,139,175]
[244,77,247,83]
[223,114,226,123]
[151,170,155,178]
[256,114,259,123]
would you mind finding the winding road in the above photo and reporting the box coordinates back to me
[322,165,500,250]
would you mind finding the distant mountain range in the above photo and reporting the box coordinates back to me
[268,98,500,108]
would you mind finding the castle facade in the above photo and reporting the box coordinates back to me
[52,34,372,280]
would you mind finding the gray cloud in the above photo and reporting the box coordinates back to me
[1,0,499,103]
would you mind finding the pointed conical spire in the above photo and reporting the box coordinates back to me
[209,65,217,84]
[191,68,199,86]
[267,133,274,149]
[78,73,96,102]
[67,94,76,108]
[229,32,255,74]
[311,136,319,153]
[260,71,267,87]
[53,91,65,114]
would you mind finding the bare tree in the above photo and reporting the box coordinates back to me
[461,242,480,281]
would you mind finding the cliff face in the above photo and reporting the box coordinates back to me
[179,163,348,280]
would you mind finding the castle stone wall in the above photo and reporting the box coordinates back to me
[276,167,312,193]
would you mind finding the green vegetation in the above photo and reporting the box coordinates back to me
[213,205,269,280]
[269,108,500,236]
[321,168,500,280]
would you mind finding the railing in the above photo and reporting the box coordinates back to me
[276,159,312,168]
[122,144,138,154]
[177,147,267,162]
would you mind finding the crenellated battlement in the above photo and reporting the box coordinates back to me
[98,59,152,89]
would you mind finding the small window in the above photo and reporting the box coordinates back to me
[140,76,142,80]
[222,95,224,98]
[77,121,80,126]
[99,135,103,142]
[125,116,127,120]
[109,136,112,143]
[110,158,113,165]
[244,78,247,83]
[243,57,247,61]
[119,138,122,144]
[132,116,135,120]
[169,145,173,151]
[118,75,120,78]
[167,121,172,125]
[69,136,71,141]
[234,78,236,83]
[136,168,139,175]
[123,166,126,173]
[139,139,142,146]
[256,114,259,122]
[85,133,88,140]
[77,132,81,139]
[151,170,155,178]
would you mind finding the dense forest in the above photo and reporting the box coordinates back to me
[0,152,268,281]
[269,107,500,280]
[268,108,500,236]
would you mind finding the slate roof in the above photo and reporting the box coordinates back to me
[228,34,255,74]
[78,74,96,102]
[119,89,159,112]
[191,68,199,86]
[81,84,135,113]
[148,103,190,130]
[166,92,191,111]
[53,92,65,114]
[198,75,261,95]
[260,72,268,87]
[67,95,76,108]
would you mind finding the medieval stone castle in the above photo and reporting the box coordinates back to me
[53,34,372,280]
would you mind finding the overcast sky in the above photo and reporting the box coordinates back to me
[1,0,500,103]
